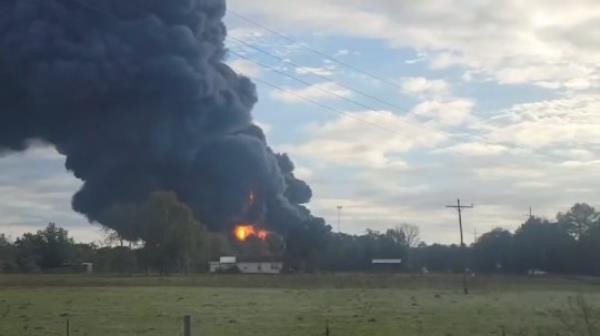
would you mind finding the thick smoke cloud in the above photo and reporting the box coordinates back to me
[0,0,321,234]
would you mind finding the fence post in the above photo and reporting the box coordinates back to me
[66,319,70,336]
[184,315,192,336]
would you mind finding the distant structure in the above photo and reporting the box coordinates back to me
[446,198,474,295]
[81,262,94,274]
[209,256,283,274]
[44,263,94,274]
[336,205,343,233]
[371,259,402,272]
[528,269,547,276]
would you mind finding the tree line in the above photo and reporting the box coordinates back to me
[0,198,599,276]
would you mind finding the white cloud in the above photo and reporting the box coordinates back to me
[287,110,448,167]
[553,149,595,160]
[437,142,509,156]
[228,27,264,40]
[294,166,314,180]
[410,99,474,127]
[295,66,334,76]
[514,181,553,189]
[479,95,600,148]
[254,120,272,135]
[228,59,262,78]
[402,77,450,97]
[229,0,600,90]
[559,160,600,168]
[475,165,546,181]
[405,52,428,65]
[0,143,63,162]
[271,81,352,103]
[0,146,96,242]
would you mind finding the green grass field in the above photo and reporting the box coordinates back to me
[1,274,599,336]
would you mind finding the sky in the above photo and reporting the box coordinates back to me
[2,0,600,244]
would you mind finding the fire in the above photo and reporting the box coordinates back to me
[234,225,269,241]
[234,225,254,241]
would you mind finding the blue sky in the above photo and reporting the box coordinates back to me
[2,0,600,244]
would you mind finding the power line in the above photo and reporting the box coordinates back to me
[229,51,458,139]
[59,0,453,142]
[250,76,413,137]
[228,10,406,90]
[229,36,406,112]
[229,50,393,115]
[227,12,501,148]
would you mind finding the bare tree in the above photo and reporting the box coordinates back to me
[397,224,420,247]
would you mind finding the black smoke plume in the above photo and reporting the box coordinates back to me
[0,0,324,236]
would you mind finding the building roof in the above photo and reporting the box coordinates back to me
[371,259,402,264]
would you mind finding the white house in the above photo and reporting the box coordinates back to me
[209,256,283,274]
[236,261,283,274]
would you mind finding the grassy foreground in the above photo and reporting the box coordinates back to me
[0,274,599,336]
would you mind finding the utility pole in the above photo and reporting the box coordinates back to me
[524,206,534,221]
[336,205,343,233]
[446,198,474,295]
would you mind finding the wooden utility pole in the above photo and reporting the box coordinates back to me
[446,198,474,295]
[526,206,534,219]
[184,315,192,336]
[336,205,343,233]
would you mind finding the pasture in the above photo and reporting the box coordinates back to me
[0,274,599,336]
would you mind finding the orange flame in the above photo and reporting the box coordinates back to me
[234,225,269,241]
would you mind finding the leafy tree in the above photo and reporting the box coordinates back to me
[580,224,600,275]
[284,217,331,272]
[87,245,138,274]
[513,217,576,274]
[557,203,598,240]
[14,223,74,271]
[72,243,98,264]
[473,228,513,273]
[318,228,408,272]
[0,234,17,272]
[411,244,464,273]
[137,192,207,274]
